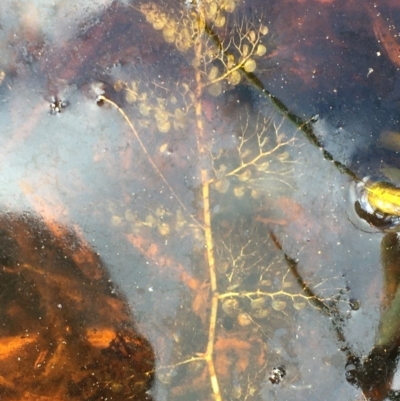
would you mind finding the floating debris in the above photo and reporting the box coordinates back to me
[269,365,286,384]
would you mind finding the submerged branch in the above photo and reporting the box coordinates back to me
[202,22,359,183]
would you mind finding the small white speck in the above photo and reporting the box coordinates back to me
[57,304,62,309]
[148,287,154,292]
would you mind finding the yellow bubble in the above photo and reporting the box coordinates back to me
[206,2,218,18]
[227,54,235,69]
[157,120,171,133]
[215,14,226,28]
[153,19,165,30]
[252,308,269,319]
[272,299,287,311]
[191,57,200,69]
[233,186,245,197]
[159,143,168,153]
[256,44,267,57]
[208,82,222,96]
[114,80,124,92]
[125,209,136,222]
[175,108,186,119]
[223,0,236,12]
[145,11,156,24]
[242,44,249,57]
[228,70,241,86]
[208,66,220,81]
[176,38,190,52]
[237,169,251,181]
[250,297,266,310]
[165,19,176,31]
[260,25,269,35]
[248,30,256,43]
[293,300,307,310]
[130,81,138,92]
[237,312,252,326]
[111,215,123,226]
[155,109,168,124]
[139,103,151,116]
[145,214,157,227]
[240,148,252,159]
[278,151,290,161]
[175,28,191,52]
[174,109,186,130]
[110,382,124,394]
[126,90,137,103]
[214,179,230,193]
[222,298,240,316]
[163,28,175,43]
[156,207,167,217]
[243,58,256,73]
[158,223,170,236]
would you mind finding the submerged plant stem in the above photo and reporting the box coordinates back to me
[97,95,203,230]
[193,7,221,400]
[99,93,222,400]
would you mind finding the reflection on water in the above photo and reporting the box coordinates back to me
[1,0,400,400]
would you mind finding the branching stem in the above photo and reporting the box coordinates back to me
[97,95,203,230]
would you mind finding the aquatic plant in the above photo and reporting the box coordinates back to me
[97,0,341,399]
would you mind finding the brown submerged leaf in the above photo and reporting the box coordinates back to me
[0,213,154,401]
